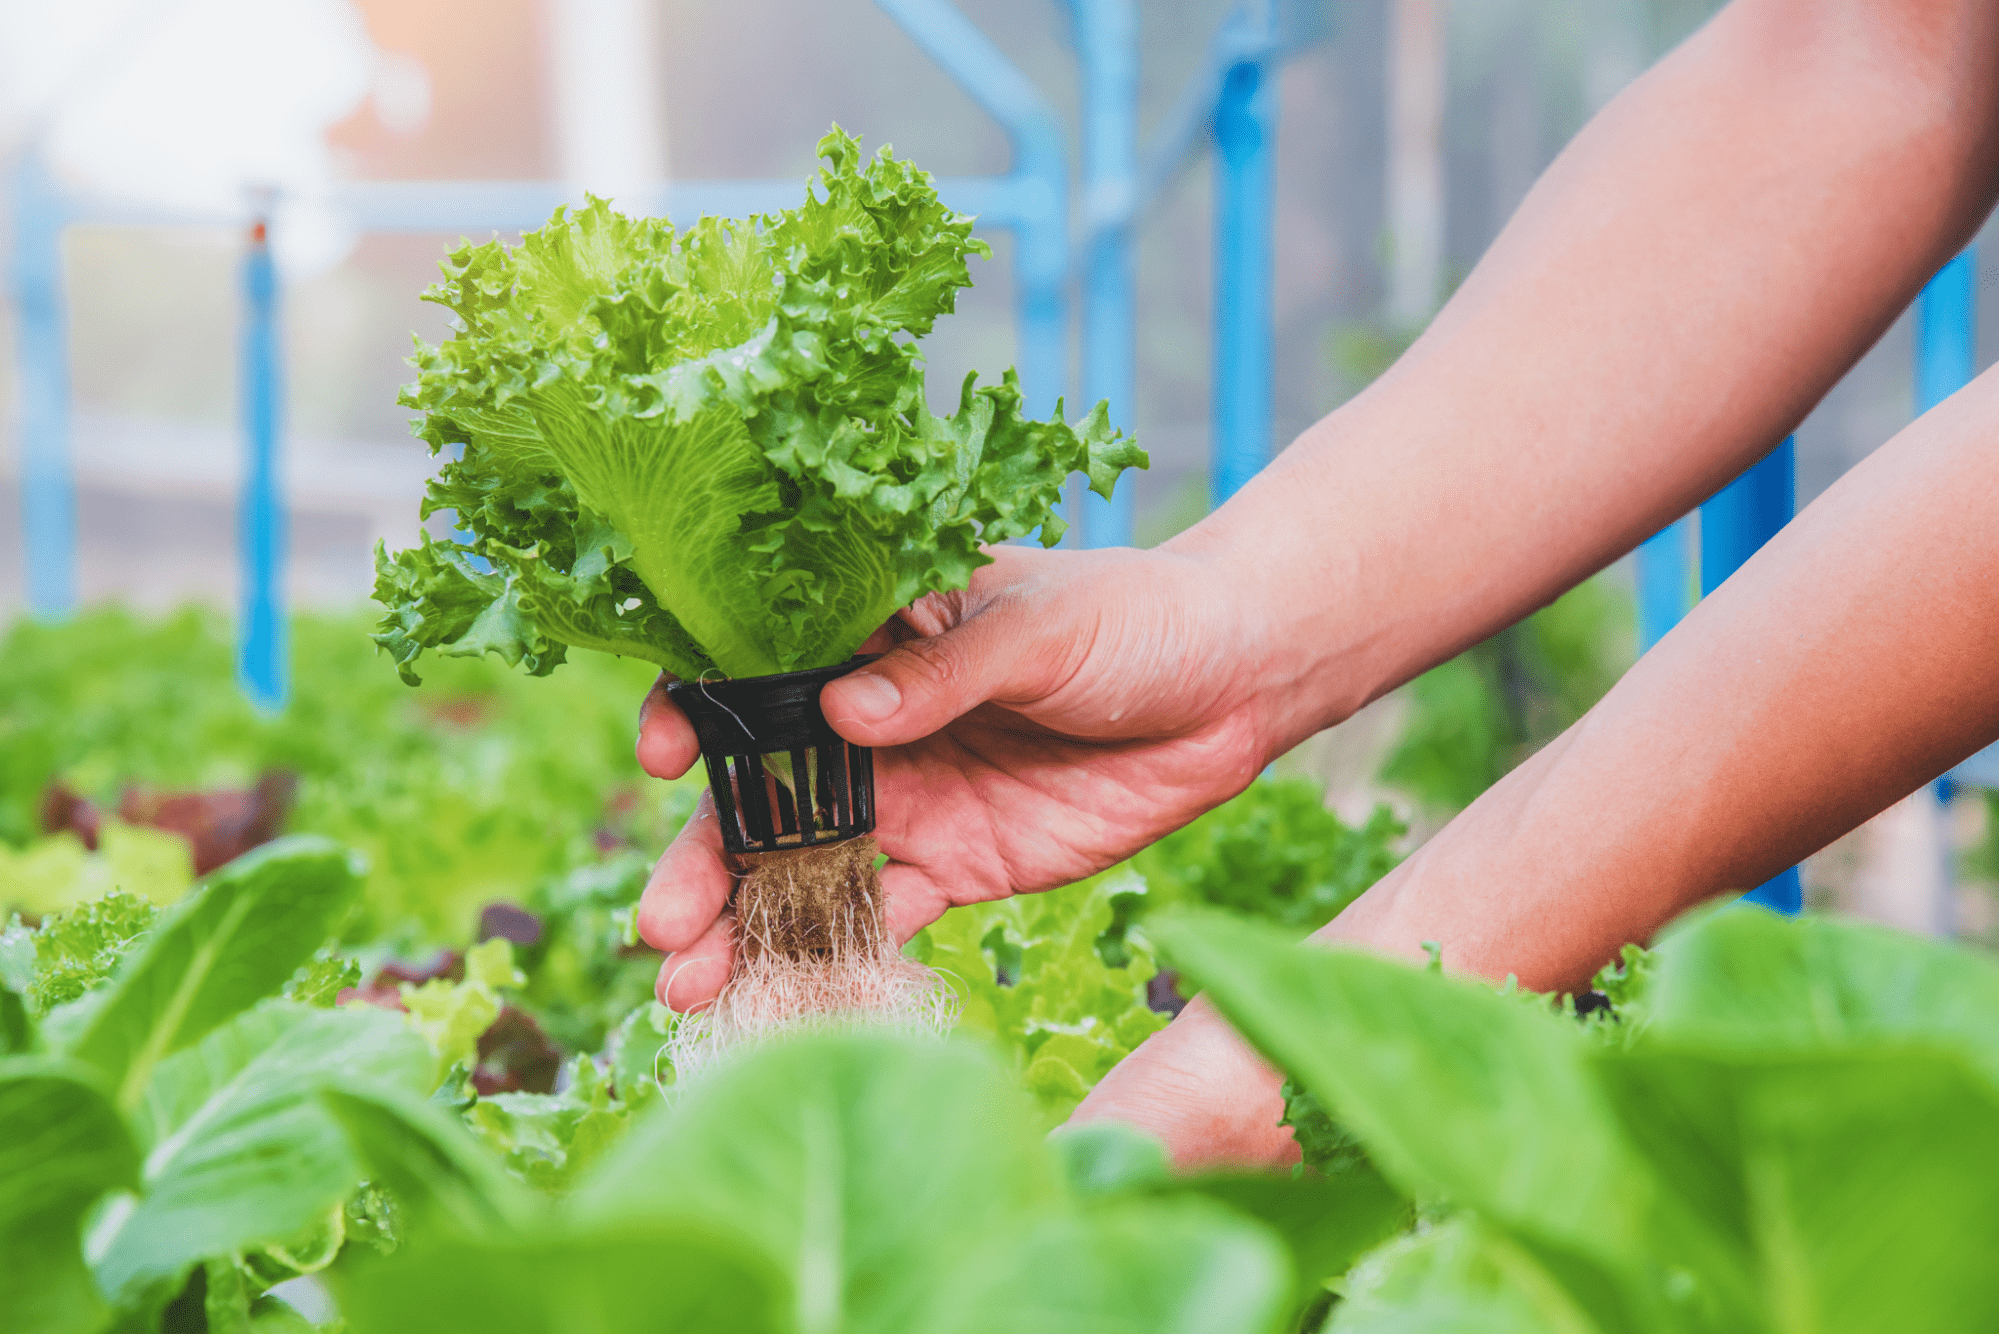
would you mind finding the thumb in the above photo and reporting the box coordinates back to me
[821,601,1067,747]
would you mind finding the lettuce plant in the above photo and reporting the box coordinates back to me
[373,127,1143,685]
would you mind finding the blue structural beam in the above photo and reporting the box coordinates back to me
[1916,249,1976,416]
[1635,517,1691,656]
[1210,34,1278,505]
[237,216,288,710]
[1700,437,1800,913]
[876,0,1067,424]
[11,155,77,620]
[1917,249,1991,800]
[1074,0,1138,548]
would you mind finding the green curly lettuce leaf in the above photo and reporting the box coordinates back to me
[376,126,1145,683]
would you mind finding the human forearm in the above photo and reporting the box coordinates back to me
[1170,0,1999,753]
[1322,366,1999,990]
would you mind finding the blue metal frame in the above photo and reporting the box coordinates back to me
[11,154,76,620]
[237,214,287,709]
[1210,36,1279,508]
[1073,0,1138,548]
[1699,437,1800,913]
[1919,249,1990,801]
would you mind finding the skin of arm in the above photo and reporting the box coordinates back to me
[635,0,1999,1163]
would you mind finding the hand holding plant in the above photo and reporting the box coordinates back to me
[634,543,1280,1012]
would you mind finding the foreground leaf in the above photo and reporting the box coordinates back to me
[1646,906,1999,1084]
[938,1198,1291,1334]
[576,1034,1061,1332]
[1157,914,1652,1286]
[90,1001,429,1305]
[320,1080,539,1235]
[337,1226,792,1334]
[55,837,365,1110]
[0,1056,140,1331]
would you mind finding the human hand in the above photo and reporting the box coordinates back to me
[1065,995,1300,1171]
[633,543,1285,1012]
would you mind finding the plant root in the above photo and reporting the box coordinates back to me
[666,836,955,1077]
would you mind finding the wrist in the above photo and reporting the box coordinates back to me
[1159,442,1396,756]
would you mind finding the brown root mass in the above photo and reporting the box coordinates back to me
[665,836,955,1077]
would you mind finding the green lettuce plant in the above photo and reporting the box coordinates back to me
[1162,904,1999,1331]
[374,127,1143,685]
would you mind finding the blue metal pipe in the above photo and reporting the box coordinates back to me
[1698,436,1798,913]
[1635,517,1690,655]
[874,0,1068,424]
[1916,248,1976,416]
[1917,250,1990,821]
[11,154,77,619]
[237,215,288,710]
[1074,0,1138,548]
[1210,51,1277,505]
[1698,437,1793,599]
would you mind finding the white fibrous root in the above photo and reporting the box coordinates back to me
[665,836,956,1078]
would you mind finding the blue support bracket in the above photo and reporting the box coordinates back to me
[237,213,288,710]
[11,154,77,620]
[1210,23,1278,506]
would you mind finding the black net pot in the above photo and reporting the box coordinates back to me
[665,656,880,855]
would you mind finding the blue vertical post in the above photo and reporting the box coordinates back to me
[1075,0,1138,548]
[1700,437,1799,912]
[872,0,1068,537]
[1918,248,1975,923]
[238,212,288,709]
[1210,49,1277,506]
[1916,248,1975,416]
[11,154,77,619]
[1635,517,1690,655]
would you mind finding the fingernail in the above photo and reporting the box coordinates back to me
[836,672,901,723]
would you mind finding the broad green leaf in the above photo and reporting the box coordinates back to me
[574,1034,1061,1332]
[335,1226,793,1334]
[935,1198,1291,1334]
[1176,1165,1411,1312]
[319,1080,539,1235]
[1050,1119,1172,1197]
[1332,1215,1599,1334]
[56,836,365,1110]
[1647,906,1999,1083]
[1157,913,1650,1273]
[89,1001,430,1305]
[0,1056,140,1332]
[1603,1044,1999,1332]
[1,984,30,1053]
[1737,1049,1999,1331]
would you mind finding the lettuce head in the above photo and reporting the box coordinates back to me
[373,127,1145,684]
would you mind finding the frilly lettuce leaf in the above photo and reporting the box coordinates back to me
[377,126,1146,682]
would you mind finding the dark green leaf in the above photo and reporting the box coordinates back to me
[319,1080,539,1235]
[0,1055,140,1332]
[335,1226,793,1334]
[54,836,366,1110]
[90,1001,430,1305]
